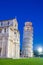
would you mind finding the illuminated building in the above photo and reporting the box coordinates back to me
[22,22,33,57]
[0,18,20,58]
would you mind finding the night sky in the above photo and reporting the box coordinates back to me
[0,0,43,50]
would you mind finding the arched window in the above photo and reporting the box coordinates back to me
[4,28,6,33]
[1,22,3,26]
[0,29,2,33]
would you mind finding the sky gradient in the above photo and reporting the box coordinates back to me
[0,0,43,50]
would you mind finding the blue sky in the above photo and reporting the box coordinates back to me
[0,0,43,50]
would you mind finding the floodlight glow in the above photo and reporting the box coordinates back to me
[38,47,42,53]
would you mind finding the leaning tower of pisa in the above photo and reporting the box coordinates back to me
[22,22,33,57]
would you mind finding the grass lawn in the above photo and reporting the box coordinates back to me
[0,58,43,65]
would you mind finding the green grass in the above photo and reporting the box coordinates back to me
[0,58,43,65]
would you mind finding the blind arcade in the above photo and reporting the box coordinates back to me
[0,20,13,27]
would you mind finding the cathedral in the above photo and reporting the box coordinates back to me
[0,18,20,58]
